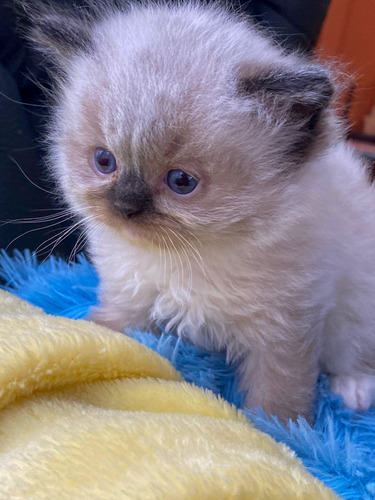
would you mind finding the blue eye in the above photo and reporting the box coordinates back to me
[166,169,199,195]
[94,148,117,174]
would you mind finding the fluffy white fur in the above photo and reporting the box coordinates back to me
[26,1,375,421]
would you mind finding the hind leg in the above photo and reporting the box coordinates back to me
[323,330,375,411]
[330,374,375,411]
[322,293,375,411]
[320,263,375,411]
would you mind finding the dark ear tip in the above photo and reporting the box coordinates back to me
[238,64,334,108]
[13,0,94,62]
[304,65,335,103]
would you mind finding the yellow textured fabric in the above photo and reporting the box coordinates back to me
[0,290,339,499]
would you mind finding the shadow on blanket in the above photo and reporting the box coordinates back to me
[1,250,375,499]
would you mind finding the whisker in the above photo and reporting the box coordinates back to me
[0,209,73,226]
[0,145,40,153]
[159,234,168,288]
[165,228,184,298]
[67,215,101,261]
[154,233,164,287]
[8,155,56,195]
[168,228,193,301]
[182,227,203,248]
[22,70,54,100]
[4,216,76,251]
[172,230,211,287]
[0,89,49,109]
[178,240,193,300]
[36,218,87,262]
[161,229,174,289]
[69,231,87,262]
[162,215,203,249]
[31,208,66,212]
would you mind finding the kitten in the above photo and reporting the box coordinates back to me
[23,0,375,421]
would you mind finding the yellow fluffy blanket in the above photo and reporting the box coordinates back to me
[0,290,338,499]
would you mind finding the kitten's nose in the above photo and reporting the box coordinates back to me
[107,170,154,219]
[114,201,144,218]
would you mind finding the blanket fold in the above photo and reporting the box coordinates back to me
[0,290,338,499]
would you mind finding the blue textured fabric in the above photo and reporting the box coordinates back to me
[1,250,375,499]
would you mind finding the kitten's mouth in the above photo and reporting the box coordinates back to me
[115,212,198,252]
[89,201,197,250]
[109,210,173,249]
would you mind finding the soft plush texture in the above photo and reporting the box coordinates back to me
[0,288,338,499]
[1,251,375,499]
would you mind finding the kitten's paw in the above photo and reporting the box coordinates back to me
[330,374,375,411]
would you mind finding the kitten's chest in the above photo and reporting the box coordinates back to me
[148,248,264,350]
[92,229,308,349]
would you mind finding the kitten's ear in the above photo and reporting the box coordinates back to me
[239,65,334,153]
[239,66,333,107]
[14,1,94,65]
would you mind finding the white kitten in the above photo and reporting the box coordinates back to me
[25,0,375,421]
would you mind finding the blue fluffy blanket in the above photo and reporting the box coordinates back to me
[1,250,375,499]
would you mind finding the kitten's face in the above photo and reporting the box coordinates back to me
[30,3,334,248]
[56,61,270,247]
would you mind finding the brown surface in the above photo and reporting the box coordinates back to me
[316,0,375,131]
